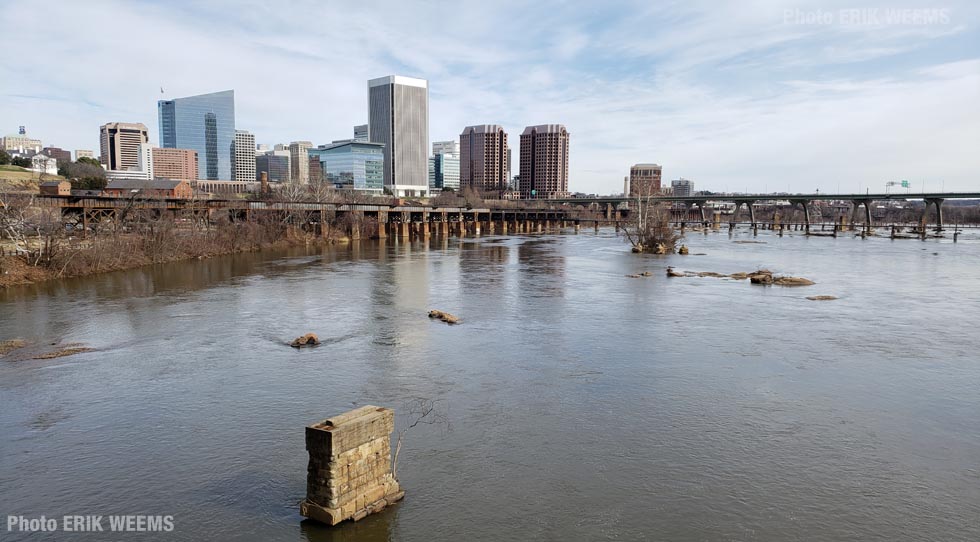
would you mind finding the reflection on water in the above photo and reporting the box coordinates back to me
[2,230,979,542]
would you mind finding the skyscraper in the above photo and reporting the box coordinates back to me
[354,124,369,142]
[233,130,256,183]
[629,164,662,196]
[519,124,569,199]
[289,141,312,184]
[158,90,235,180]
[428,153,460,192]
[459,125,508,194]
[368,75,429,197]
[99,122,149,171]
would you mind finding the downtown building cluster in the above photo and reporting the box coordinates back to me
[3,75,575,200]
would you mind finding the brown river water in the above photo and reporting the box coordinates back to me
[1,228,979,541]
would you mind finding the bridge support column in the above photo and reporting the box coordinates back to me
[594,221,599,233]
[924,198,945,232]
[858,199,873,233]
[575,221,581,233]
[747,201,757,228]
[730,202,742,228]
[377,211,387,239]
[792,200,811,234]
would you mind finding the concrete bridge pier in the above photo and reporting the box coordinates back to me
[730,201,743,229]
[377,211,388,239]
[747,201,757,229]
[791,200,811,234]
[594,222,599,233]
[924,198,945,232]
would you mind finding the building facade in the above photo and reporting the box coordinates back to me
[518,124,570,199]
[671,178,694,197]
[158,90,235,180]
[368,75,429,197]
[233,130,256,183]
[41,147,72,165]
[30,154,58,175]
[629,163,662,196]
[40,181,71,196]
[99,122,149,171]
[104,179,193,199]
[354,124,369,142]
[459,125,509,195]
[1,132,42,155]
[152,148,198,181]
[289,141,312,184]
[432,140,459,156]
[75,149,95,160]
[308,141,384,194]
[255,153,290,183]
[428,153,460,192]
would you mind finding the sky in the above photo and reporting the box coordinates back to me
[1,0,978,194]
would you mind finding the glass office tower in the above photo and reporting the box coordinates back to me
[308,141,384,193]
[158,90,235,180]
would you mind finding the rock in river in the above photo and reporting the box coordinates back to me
[291,333,321,347]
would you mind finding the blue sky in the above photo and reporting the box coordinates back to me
[1,0,977,194]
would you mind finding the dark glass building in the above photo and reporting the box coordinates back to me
[158,90,235,180]
[255,154,290,183]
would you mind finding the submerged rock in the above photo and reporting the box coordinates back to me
[678,245,689,255]
[428,310,460,325]
[666,267,685,278]
[807,295,838,301]
[291,333,321,347]
[0,339,28,356]
[774,276,815,286]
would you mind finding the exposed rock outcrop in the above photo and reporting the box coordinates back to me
[0,339,28,356]
[428,310,460,324]
[678,245,689,255]
[291,333,321,347]
[773,276,815,286]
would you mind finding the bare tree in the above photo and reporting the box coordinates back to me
[622,182,682,254]
[391,398,451,479]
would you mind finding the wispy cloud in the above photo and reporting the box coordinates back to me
[0,0,977,193]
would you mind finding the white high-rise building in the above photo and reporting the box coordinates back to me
[289,141,312,184]
[233,130,256,183]
[432,140,459,156]
[368,75,429,197]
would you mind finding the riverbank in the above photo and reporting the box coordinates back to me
[0,228,340,288]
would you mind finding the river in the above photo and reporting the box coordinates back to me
[1,228,978,541]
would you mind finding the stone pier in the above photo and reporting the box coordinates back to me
[300,406,404,526]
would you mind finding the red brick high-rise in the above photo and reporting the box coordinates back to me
[459,125,508,195]
[519,124,569,199]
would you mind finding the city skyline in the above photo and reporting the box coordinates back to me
[1,1,978,194]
